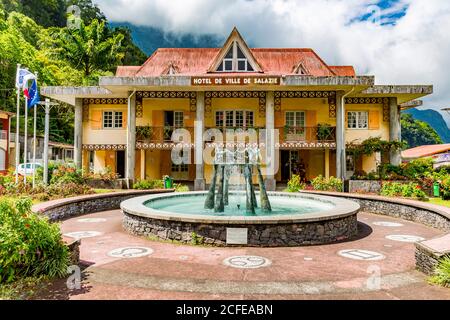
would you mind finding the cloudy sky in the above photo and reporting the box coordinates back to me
[93,0,450,124]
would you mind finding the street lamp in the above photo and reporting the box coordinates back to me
[37,99,60,185]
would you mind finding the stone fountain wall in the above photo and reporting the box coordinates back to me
[123,211,358,247]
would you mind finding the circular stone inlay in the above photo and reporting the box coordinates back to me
[64,231,102,239]
[385,235,425,243]
[338,249,385,261]
[107,247,153,258]
[77,218,107,223]
[223,256,271,269]
[373,221,404,227]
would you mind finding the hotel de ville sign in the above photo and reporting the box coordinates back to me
[191,76,281,86]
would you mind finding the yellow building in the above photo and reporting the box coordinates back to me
[42,28,432,190]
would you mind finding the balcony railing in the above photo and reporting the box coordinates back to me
[135,126,336,144]
[0,130,7,141]
[278,126,336,143]
[136,126,195,143]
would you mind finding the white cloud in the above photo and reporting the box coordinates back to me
[94,0,450,126]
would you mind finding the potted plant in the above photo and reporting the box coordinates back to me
[316,123,333,141]
[136,125,153,142]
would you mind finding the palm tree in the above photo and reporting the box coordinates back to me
[50,18,124,77]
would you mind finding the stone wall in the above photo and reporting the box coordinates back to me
[123,211,358,247]
[414,243,442,275]
[32,189,174,222]
[348,180,382,194]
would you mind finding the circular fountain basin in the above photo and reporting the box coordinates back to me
[121,191,360,247]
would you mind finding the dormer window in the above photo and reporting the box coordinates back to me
[216,41,254,72]
[293,62,308,75]
[168,65,176,75]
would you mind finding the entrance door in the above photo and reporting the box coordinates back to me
[116,150,125,178]
[280,150,301,181]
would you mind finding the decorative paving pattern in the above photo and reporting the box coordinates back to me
[107,247,154,258]
[338,249,385,261]
[77,218,107,223]
[64,231,102,239]
[385,235,425,243]
[373,221,404,227]
[223,256,272,269]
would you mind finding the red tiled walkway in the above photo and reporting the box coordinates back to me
[52,210,450,300]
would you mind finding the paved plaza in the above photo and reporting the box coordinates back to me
[40,210,450,300]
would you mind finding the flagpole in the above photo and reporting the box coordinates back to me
[24,97,28,185]
[32,72,38,188]
[32,100,37,188]
[15,64,21,185]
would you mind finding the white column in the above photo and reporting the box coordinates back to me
[335,91,346,180]
[265,91,277,191]
[194,92,206,190]
[126,92,136,187]
[389,97,401,165]
[74,98,83,170]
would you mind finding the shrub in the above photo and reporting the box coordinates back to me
[286,174,305,192]
[133,179,164,190]
[46,182,93,198]
[49,164,84,185]
[0,198,69,283]
[311,175,343,192]
[175,184,190,192]
[84,166,119,181]
[440,176,450,200]
[430,255,450,288]
[401,158,434,180]
[380,182,428,200]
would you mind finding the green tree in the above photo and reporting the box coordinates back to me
[112,26,147,66]
[401,113,443,148]
[49,18,124,79]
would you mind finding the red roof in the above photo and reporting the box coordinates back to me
[116,48,356,77]
[116,66,141,77]
[402,144,450,159]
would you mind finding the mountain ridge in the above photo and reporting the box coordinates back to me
[405,108,450,143]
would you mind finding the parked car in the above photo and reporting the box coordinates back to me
[15,163,42,176]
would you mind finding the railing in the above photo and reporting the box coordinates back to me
[136,126,195,143]
[278,126,336,143]
[0,130,7,140]
[135,126,336,144]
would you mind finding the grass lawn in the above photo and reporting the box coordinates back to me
[429,197,450,208]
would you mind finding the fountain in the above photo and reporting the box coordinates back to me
[205,146,271,214]
[120,146,361,247]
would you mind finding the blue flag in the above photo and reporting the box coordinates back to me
[27,79,40,108]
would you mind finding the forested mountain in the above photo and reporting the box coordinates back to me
[405,108,450,144]
[0,0,146,143]
[109,22,222,55]
[401,113,443,148]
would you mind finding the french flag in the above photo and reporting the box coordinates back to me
[22,73,39,107]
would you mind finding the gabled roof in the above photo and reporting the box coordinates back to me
[125,48,355,77]
[402,144,450,159]
[118,27,356,78]
[207,27,263,73]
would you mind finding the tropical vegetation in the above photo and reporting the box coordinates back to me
[0,0,146,144]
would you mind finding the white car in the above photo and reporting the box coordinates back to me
[16,163,42,176]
